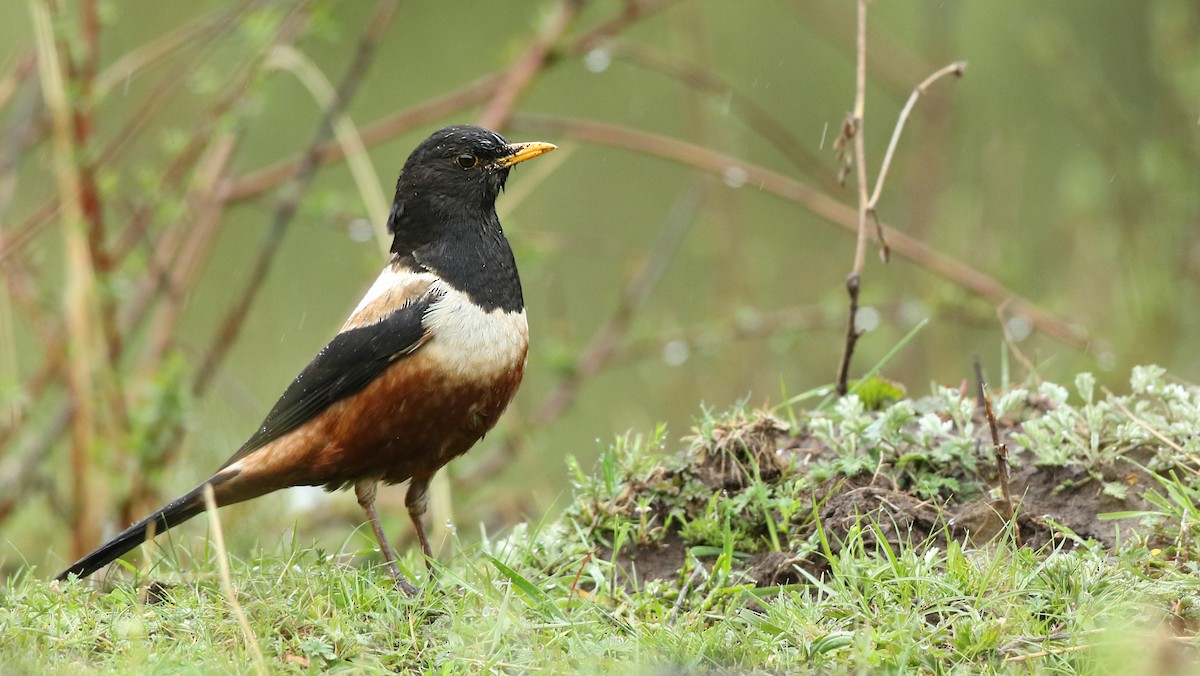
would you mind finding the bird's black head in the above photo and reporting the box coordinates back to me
[386,125,555,252]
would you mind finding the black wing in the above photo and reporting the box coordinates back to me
[220,291,441,469]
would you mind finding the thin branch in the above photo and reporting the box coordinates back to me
[0,49,37,111]
[868,61,967,210]
[220,0,678,203]
[31,0,100,559]
[0,53,37,193]
[68,0,132,434]
[833,8,968,396]
[0,3,294,471]
[509,114,1095,351]
[834,0,871,397]
[116,134,238,517]
[0,4,271,269]
[3,0,676,504]
[194,0,400,394]
[146,134,238,367]
[220,74,502,202]
[266,45,391,252]
[571,0,685,54]
[790,0,936,103]
[478,0,583,131]
[975,357,1017,545]
[93,3,251,101]
[849,0,871,279]
[0,70,43,365]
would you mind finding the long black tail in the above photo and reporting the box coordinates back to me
[56,481,215,581]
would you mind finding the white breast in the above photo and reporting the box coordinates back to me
[421,282,528,380]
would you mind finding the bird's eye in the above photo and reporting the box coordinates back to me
[455,154,478,169]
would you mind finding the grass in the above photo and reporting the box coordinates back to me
[3,367,1199,673]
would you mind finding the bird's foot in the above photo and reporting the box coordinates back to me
[394,574,420,597]
[383,560,421,597]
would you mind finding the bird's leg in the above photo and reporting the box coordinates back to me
[405,477,434,568]
[354,480,418,596]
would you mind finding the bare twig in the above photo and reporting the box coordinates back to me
[0,3,267,268]
[975,357,1018,545]
[477,0,583,131]
[571,0,685,54]
[0,49,37,111]
[848,0,871,279]
[833,2,967,396]
[0,4,289,515]
[146,134,238,366]
[567,549,594,609]
[53,0,123,368]
[116,135,239,520]
[0,52,37,216]
[93,14,244,186]
[509,114,1091,350]
[0,70,41,432]
[194,0,399,394]
[834,0,872,396]
[32,0,101,559]
[93,3,249,101]
[0,199,58,264]
[868,61,967,211]
[790,0,936,102]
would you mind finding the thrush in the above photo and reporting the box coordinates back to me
[56,125,556,594]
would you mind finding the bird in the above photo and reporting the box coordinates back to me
[56,125,556,594]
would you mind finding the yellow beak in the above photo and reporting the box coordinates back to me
[496,141,557,168]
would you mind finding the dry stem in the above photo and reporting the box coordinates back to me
[975,357,1018,545]
[31,0,100,558]
[834,0,873,397]
[202,484,268,676]
[834,0,967,396]
[868,61,967,211]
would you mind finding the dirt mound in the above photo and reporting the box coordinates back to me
[590,401,1184,590]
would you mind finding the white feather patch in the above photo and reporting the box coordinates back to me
[343,264,527,379]
[422,282,528,380]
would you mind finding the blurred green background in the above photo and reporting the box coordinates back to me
[2,0,1198,576]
